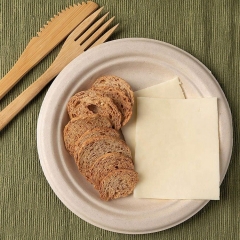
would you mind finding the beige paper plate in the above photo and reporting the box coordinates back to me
[37,38,232,234]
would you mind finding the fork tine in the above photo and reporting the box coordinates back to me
[67,7,104,41]
[75,12,109,45]
[89,24,119,49]
[81,17,115,50]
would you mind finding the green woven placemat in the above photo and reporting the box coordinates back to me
[1,0,239,239]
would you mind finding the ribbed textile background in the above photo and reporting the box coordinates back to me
[0,0,239,239]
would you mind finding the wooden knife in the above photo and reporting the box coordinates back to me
[0,1,98,100]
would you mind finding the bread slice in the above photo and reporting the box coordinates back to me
[91,75,134,107]
[93,86,133,126]
[67,89,122,130]
[63,115,112,156]
[87,152,134,189]
[73,127,121,158]
[98,169,138,201]
[74,136,132,175]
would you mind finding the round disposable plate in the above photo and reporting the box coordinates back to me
[37,38,232,234]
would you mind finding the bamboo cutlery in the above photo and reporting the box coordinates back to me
[0,1,118,131]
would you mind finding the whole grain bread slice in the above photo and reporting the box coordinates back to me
[92,86,133,126]
[74,135,132,175]
[67,89,122,130]
[98,169,138,201]
[73,127,121,159]
[63,115,112,156]
[91,75,134,106]
[87,152,134,189]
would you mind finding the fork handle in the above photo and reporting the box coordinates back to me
[0,44,84,131]
[0,67,57,131]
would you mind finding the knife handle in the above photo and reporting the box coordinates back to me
[0,38,42,100]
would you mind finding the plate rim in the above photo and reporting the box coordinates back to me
[37,37,233,234]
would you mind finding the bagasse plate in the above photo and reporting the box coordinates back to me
[37,38,233,234]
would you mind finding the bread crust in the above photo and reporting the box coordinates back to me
[63,115,112,156]
[98,169,138,201]
[73,127,120,159]
[91,75,134,107]
[67,89,122,130]
[87,152,134,189]
[74,135,132,175]
[63,76,138,201]
[92,86,133,126]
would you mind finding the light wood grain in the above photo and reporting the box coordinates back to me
[0,9,118,131]
[0,1,98,100]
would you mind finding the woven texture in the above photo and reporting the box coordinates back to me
[0,0,239,239]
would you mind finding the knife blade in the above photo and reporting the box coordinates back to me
[0,1,98,100]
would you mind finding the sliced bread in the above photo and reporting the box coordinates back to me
[63,115,112,156]
[91,75,134,106]
[98,169,138,201]
[87,152,134,189]
[74,135,132,175]
[73,127,121,158]
[93,86,133,126]
[67,89,122,130]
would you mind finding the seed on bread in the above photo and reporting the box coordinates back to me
[91,75,134,106]
[63,115,112,156]
[86,152,134,189]
[98,169,138,201]
[67,89,122,130]
[74,135,132,175]
[92,86,133,126]
[63,75,138,201]
[73,127,121,158]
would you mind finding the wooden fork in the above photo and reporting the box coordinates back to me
[0,8,118,131]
